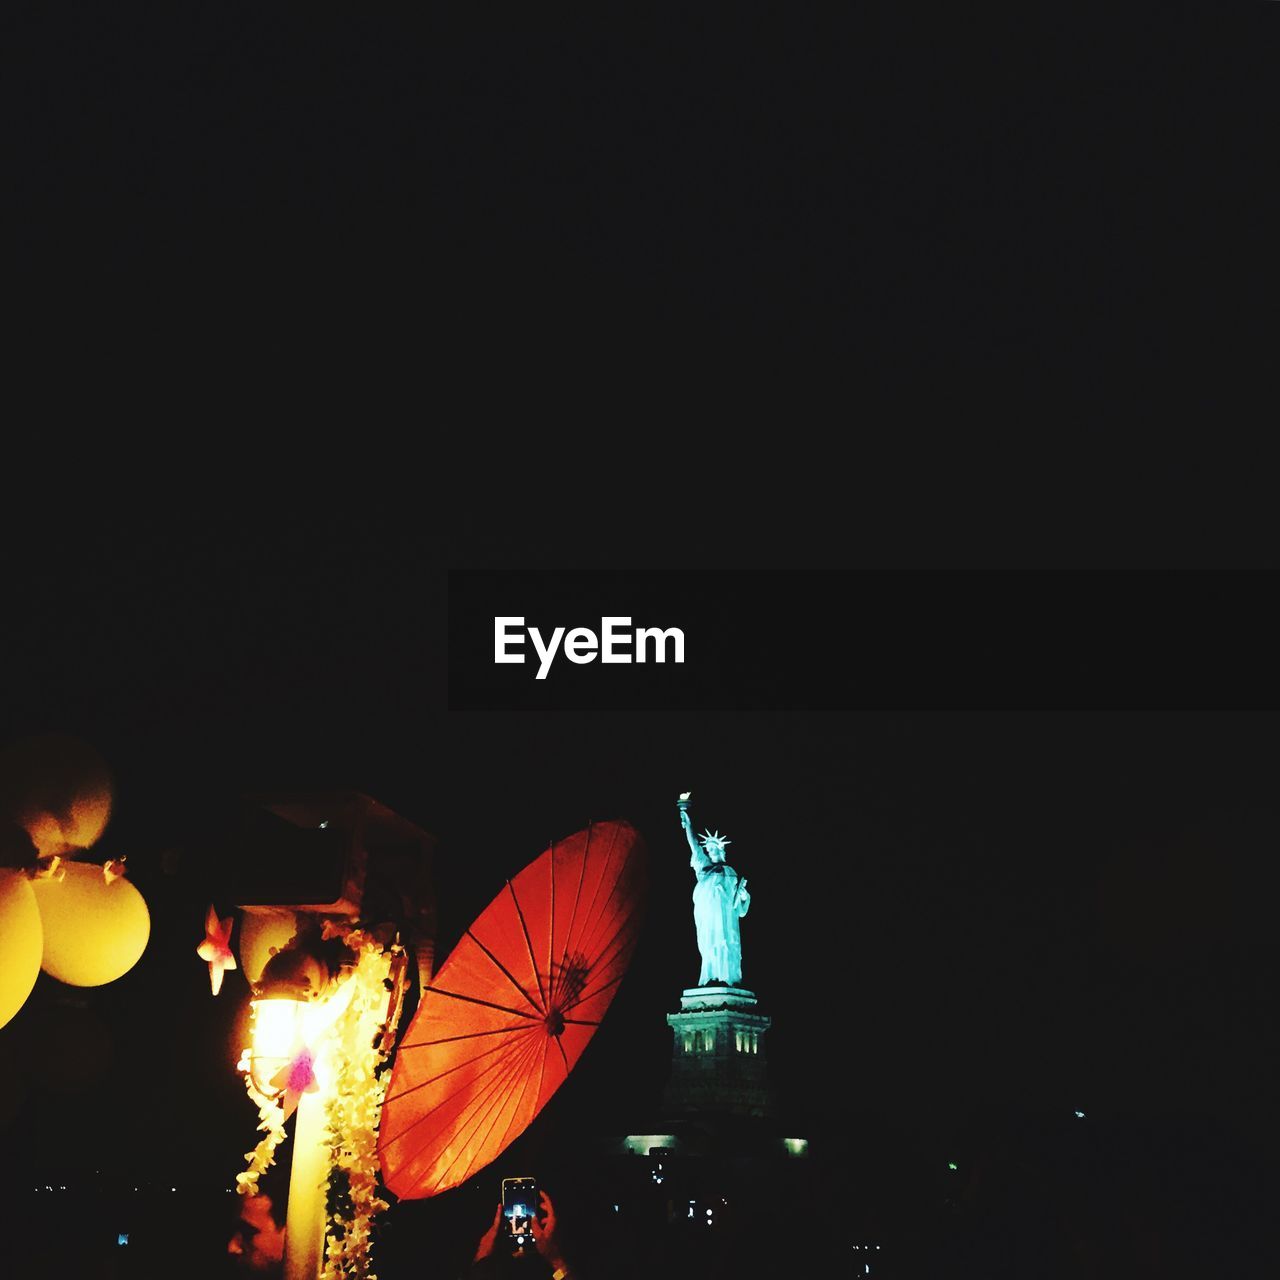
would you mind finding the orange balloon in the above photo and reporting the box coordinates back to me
[0,735,113,858]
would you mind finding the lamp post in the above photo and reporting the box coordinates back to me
[228,791,436,1280]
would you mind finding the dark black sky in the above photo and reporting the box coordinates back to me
[7,7,1275,568]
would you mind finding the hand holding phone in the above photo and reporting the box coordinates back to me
[501,1177,538,1249]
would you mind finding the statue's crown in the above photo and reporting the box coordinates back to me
[698,829,730,854]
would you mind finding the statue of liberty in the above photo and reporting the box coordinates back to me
[678,794,751,986]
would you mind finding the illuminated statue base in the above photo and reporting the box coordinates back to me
[663,985,773,1119]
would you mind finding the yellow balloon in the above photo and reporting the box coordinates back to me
[238,909,302,986]
[32,862,150,987]
[0,870,43,1028]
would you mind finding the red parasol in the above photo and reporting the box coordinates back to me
[378,819,647,1199]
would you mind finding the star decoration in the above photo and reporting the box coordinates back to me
[197,905,237,996]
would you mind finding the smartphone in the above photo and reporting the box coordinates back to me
[501,1176,538,1247]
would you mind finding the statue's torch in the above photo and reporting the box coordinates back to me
[677,791,692,815]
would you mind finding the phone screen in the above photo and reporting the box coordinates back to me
[501,1177,538,1245]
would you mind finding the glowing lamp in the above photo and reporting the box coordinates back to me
[248,946,351,1098]
[31,862,149,987]
[249,995,308,1097]
[0,869,43,1029]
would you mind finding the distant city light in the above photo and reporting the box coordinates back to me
[117,1234,129,1247]
[1074,1110,1086,1119]
[783,1137,809,1157]
[947,1162,958,1171]
[623,1134,679,1155]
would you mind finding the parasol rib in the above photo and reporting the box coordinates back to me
[488,1039,549,1174]
[565,969,627,1013]
[465,927,545,1017]
[383,1026,541,1157]
[572,821,625,975]
[421,1033,543,1196]
[551,822,593,1008]
[507,878,548,1013]
[453,1033,545,1188]
[399,1024,533,1051]
[390,1023,538,1095]
[382,1023,540,1119]
[578,901,639,973]
[421,985,540,1020]
[407,1038,538,1197]
[564,916,641,1011]
[562,824,613,998]
[531,1016,550,1114]
[548,834,558,1009]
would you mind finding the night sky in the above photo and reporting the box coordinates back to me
[5,6,1278,1275]
[8,6,1275,569]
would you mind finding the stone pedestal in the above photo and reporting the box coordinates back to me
[663,985,772,1118]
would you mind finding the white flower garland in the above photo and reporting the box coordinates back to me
[232,929,407,1279]
[234,1044,289,1195]
[319,933,404,1280]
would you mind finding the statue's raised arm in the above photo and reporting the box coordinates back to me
[679,803,706,866]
